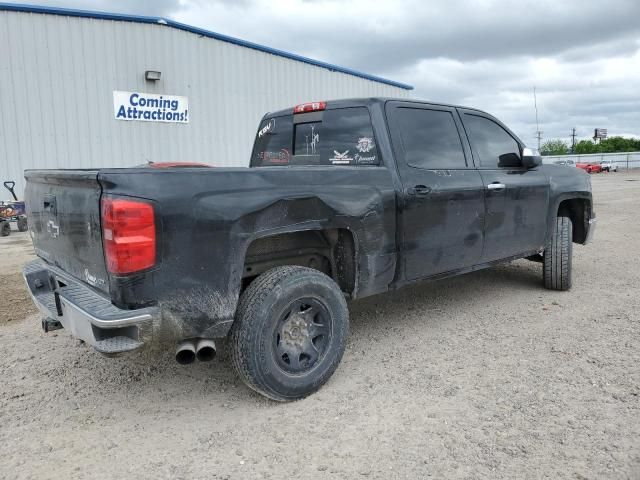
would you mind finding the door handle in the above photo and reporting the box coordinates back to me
[487,182,506,191]
[406,185,431,196]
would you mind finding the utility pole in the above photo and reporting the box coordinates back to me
[570,128,577,153]
[533,87,542,150]
[535,130,543,151]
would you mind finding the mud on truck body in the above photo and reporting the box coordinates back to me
[23,98,595,401]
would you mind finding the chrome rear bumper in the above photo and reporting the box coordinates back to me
[23,259,159,355]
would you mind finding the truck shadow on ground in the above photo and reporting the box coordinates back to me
[349,259,542,335]
[58,260,543,405]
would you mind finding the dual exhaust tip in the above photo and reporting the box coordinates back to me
[175,338,216,365]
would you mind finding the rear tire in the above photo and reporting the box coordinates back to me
[543,215,572,290]
[0,221,10,236]
[230,266,349,401]
[17,217,28,232]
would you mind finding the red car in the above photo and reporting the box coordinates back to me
[576,163,602,174]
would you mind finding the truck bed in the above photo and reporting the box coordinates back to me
[25,166,397,338]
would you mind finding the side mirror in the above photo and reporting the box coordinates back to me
[522,147,542,168]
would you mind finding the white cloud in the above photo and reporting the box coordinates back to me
[10,0,640,145]
[174,0,640,145]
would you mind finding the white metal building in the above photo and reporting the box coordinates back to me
[0,4,413,196]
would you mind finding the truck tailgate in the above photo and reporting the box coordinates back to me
[24,170,109,293]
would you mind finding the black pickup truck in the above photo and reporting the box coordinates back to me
[23,98,595,401]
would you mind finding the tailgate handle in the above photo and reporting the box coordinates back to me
[43,195,57,214]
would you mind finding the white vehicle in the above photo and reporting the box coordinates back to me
[552,159,576,167]
[600,161,618,172]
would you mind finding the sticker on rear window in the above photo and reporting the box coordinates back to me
[259,149,291,164]
[355,154,377,165]
[258,119,275,138]
[298,124,320,156]
[356,137,375,153]
[330,150,354,165]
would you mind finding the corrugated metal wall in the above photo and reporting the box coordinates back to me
[0,10,411,196]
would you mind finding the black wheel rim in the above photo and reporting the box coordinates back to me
[273,298,332,374]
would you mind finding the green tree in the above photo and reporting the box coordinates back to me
[598,136,640,153]
[574,139,597,154]
[538,135,639,156]
[540,139,569,156]
[574,136,640,154]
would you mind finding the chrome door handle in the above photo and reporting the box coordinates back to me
[487,183,506,191]
[406,185,431,196]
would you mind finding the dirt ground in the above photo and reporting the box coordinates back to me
[0,232,38,326]
[1,172,638,480]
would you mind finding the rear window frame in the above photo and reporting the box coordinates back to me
[250,106,382,168]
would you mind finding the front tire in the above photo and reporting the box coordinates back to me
[230,266,349,401]
[543,215,572,290]
[0,221,10,236]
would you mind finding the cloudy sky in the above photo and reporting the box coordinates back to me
[15,0,640,147]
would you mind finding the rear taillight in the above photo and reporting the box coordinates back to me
[101,197,156,274]
[293,101,326,114]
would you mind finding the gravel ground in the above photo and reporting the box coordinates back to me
[1,172,639,479]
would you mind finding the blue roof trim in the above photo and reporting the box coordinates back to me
[0,2,414,90]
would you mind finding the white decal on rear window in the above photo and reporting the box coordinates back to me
[258,119,275,138]
[303,125,320,155]
[330,150,354,165]
[355,154,377,165]
[356,137,375,153]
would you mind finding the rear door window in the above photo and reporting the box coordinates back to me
[389,107,467,169]
[252,107,379,167]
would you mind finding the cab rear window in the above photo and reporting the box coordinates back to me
[251,107,379,167]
